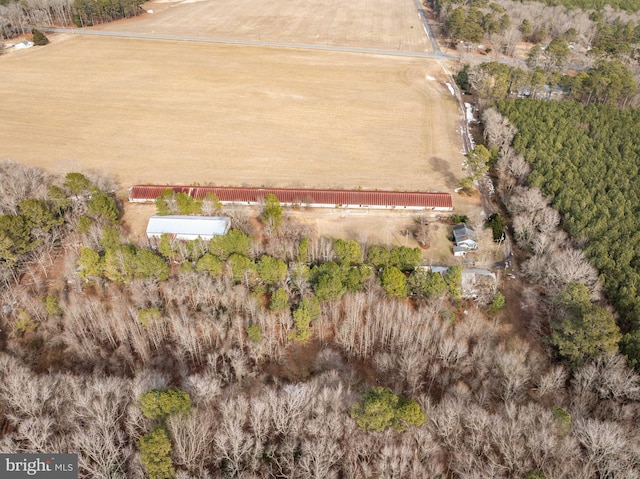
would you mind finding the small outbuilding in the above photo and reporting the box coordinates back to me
[146,215,230,241]
[453,246,467,257]
[429,266,498,301]
[461,268,497,302]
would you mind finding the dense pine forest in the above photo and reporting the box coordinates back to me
[496,100,640,369]
[1,162,638,477]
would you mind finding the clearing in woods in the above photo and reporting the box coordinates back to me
[0,0,471,209]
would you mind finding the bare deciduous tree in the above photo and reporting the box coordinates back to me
[167,409,214,473]
[483,108,517,150]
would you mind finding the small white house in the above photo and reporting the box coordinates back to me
[146,215,230,241]
[453,223,478,250]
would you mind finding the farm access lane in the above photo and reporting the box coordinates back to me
[412,0,441,55]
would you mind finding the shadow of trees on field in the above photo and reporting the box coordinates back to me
[428,156,458,188]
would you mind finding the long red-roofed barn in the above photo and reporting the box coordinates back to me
[129,185,453,211]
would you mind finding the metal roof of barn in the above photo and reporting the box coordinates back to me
[129,185,453,209]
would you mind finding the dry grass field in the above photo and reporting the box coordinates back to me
[0,36,465,191]
[99,0,430,52]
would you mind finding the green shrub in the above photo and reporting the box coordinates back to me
[139,426,175,479]
[14,310,37,335]
[552,406,572,433]
[489,291,506,314]
[138,307,162,327]
[367,245,390,269]
[343,265,373,292]
[210,230,252,259]
[312,261,346,302]
[140,388,191,421]
[350,387,425,432]
[450,214,469,224]
[408,269,447,299]
[246,324,263,343]
[389,246,421,271]
[44,295,62,317]
[269,288,290,311]
[550,283,621,368]
[228,253,257,284]
[297,237,309,263]
[289,296,320,341]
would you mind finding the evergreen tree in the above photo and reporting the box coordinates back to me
[262,194,283,229]
[350,387,425,432]
[140,388,191,420]
[269,287,290,311]
[63,172,91,196]
[333,239,363,265]
[256,255,287,285]
[31,29,49,45]
[195,253,223,277]
[139,426,175,479]
[550,283,621,367]
[380,266,408,298]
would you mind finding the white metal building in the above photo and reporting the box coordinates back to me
[146,215,231,241]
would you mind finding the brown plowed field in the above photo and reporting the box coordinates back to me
[0,0,470,206]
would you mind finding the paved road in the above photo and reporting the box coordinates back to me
[43,26,535,71]
[43,27,455,61]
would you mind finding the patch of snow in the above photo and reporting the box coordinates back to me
[445,82,455,96]
[147,9,154,13]
[468,133,475,150]
[426,75,436,81]
[485,176,495,195]
[463,102,476,150]
[14,41,34,50]
[464,102,475,122]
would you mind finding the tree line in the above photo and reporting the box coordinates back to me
[459,59,637,108]
[0,0,144,40]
